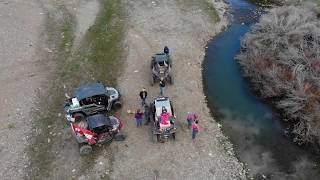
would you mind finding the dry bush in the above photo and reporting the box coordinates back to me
[237,4,320,145]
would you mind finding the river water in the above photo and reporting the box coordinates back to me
[203,0,320,179]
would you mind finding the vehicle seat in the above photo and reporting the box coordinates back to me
[160,123,171,130]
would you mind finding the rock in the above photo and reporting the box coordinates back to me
[45,48,53,53]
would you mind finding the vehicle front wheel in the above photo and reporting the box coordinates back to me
[79,145,92,155]
[112,101,122,110]
[156,134,160,142]
[172,133,176,140]
[73,113,85,122]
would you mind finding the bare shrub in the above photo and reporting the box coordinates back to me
[237,4,320,145]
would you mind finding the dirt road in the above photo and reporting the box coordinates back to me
[109,0,245,179]
[0,1,45,179]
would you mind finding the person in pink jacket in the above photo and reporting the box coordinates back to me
[186,112,198,129]
[160,108,171,125]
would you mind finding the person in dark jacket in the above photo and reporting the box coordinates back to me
[139,88,147,107]
[164,46,169,55]
[144,104,150,125]
[159,78,166,96]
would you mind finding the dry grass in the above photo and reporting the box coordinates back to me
[237,4,320,145]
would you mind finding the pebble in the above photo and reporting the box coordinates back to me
[45,48,53,53]
[72,169,76,173]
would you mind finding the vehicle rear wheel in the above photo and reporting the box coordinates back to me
[79,145,92,155]
[114,133,126,141]
[73,113,85,122]
[156,134,160,142]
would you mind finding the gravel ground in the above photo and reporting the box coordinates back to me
[0,1,45,179]
[108,0,246,179]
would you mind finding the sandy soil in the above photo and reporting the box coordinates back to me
[0,1,45,179]
[108,0,245,179]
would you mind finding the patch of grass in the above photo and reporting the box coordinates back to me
[8,123,15,129]
[26,9,75,179]
[65,0,125,88]
[177,0,220,23]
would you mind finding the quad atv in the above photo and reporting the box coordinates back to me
[150,53,173,85]
[64,83,121,121]
[150,96,177,142]
[67,113,123,155]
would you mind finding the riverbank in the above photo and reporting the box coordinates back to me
[203,0,320,179]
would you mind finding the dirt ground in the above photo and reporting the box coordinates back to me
[0,0,245,179]
[0,1,45,179]
[110,0,245,179]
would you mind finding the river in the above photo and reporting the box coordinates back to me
[203,0,320,179]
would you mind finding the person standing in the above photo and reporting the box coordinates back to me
[164,46,169,55]
[186,112,198,129]
[192,120,199,139]
[139,88,147,107]
[134,109,144,127]
[159,78,166,96]
[144,104,150,125]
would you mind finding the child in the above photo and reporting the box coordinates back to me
[186,112,198,129]
[134,109,144,127]
[192,120,199,139]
